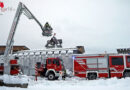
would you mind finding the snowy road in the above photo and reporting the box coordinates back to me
[0,77,130,90]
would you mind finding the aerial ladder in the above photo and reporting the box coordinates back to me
[3,2,53,74]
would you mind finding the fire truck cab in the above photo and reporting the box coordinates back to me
[109,55,130,78]
[36,57,66,80]
[74,54,130,80]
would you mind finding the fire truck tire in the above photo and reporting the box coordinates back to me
[88,73,97,80]
[48,73,55,80]
[123,72,130,77]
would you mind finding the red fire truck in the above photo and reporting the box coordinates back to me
[73,54,130,80]
[0,58,20,75]
[0,56,66,80]
[36,57,66,80]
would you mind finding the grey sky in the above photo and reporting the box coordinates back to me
[0,0,130,54]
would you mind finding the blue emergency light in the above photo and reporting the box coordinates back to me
[72,56,75,60]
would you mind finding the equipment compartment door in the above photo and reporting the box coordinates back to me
[74,59,87,78]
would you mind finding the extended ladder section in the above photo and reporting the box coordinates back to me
[15,48,77,55]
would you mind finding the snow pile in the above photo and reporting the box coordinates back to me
[0,74,28,84]
[0,77,130,90]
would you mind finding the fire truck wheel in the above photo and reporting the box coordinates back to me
[123,72,130,77]
[48,73,55,80]
[88,73,97,80]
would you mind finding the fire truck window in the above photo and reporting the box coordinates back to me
[127,56,130,62]
[111,57,123,65]
[53,59,60,66]
[0,63,4,66]
[11,66,15,70]
[53,59,57,64]
[56,60,60,66]
[37,62,41,68]
[15,56,19,59]
[11,66,19,70]
[48,59,51,64]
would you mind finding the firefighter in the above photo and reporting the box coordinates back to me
[42,22,53,36]
[45,33,62,48]
[50,33,58,45]
[44,22,53,32]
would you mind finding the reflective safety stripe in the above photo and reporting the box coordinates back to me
[76,61,85,65]
[78,63,85,64]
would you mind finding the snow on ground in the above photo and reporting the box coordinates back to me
[0,75,28,84]
[0,77,130,90]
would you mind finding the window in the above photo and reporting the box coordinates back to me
[11,65,19,70]
[36,62,41,69]
[47,59,51,64]
[111,57,123,65]
[56,60,60,66]
[0,63,4,66]
[53,59,57,64]
[127,56,130,62]
[53,59,60,66]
